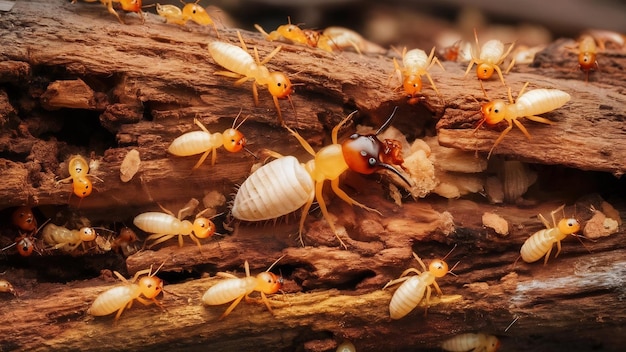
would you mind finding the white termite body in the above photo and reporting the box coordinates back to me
[42,223,96,251]
[168,130,223,157]
[441,333,500,352]
[503,89,571,120]
[520,205,580,264]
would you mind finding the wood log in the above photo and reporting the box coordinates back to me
[0,1,625,351]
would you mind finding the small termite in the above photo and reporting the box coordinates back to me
[133,203,216,248]
[254,19,312,47]
[73,0,144,24]
[441,333,500,352]
[56,155,101,199]
[464,29,515,85]
[111,227,139,256]
[167,114,248,170]
[0,279,17,296]
[576,35,599,82]
[11,206,37,233]
[13,235,37,257]
[230,108,411,249]
[201,257,283,320]
[208,31,294,125]
[156,1,219,37]
[392,46,444,100]
[41,223,100,252]
[87,264,164,321]
[383,251,455,319]
[520,204,580,264]
[474,82,571,158]
[323,26,386,55]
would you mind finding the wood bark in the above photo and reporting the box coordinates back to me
[0,1,625,352]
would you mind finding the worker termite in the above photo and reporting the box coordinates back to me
[41,223,103,252]
[230,108,411,249]
[474,82,571,158]
[202,257,283,320]
[0,279,17,296]
[156,1,219,37]
[575,35,599,82]
[383,250,456,319]
[254,19,313,47]
[88,263,164,321]
[323,26,387,55]
[111,227,139,256]
[520,204,580,264]
[336,340,356,352]
[464,29,515,85]
[441,333,500,352]
[133,201,217,249]
[12,206,37,233]
[392,46,444,101]
[208,31,294,125]
[72,0,144,24]
[56,155,101,199]
[167,113,249,170]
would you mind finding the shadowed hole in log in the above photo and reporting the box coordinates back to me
[7,254,124,283]
[50,110,116,154]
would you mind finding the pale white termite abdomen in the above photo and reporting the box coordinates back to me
[403,49,428,73]
[514,89,571,118]
[520,228,557,263]
[88,285,138,316]
[388,275,428,319]
[133,212,187,234]
[480,40,505,62]
[168,131,222,156]
[202,277,256,305]
[208,41,257,78]
[231,156,314,221]
[441,333,499,352]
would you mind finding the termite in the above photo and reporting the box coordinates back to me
[201,257,283,320]
[12,206,37,233]
[0,279,17,296]
[464,29,515,85]
[441,333,500,352]
[156,1,219,37]
[230,108,411,249]
[323,26,386,55]
[520,204,580,264]
[56,155,100,199]
[576,35,599,82]
[41,223,101,252]
[87,263,164,320]
[383,251,456,319]
[208,31,294,125]
[133,202,216,248]
[72,0,144,24]
[474,82,571,158]
[336,340,356,352]
[111,227,139,256]
[167,113,248,170]
[254,19,311,47]
[13,235,37,257]
[392,46,444,101]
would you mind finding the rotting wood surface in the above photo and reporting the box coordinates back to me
[0,1,625,352]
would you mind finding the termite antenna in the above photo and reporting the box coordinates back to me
[151,260,168,277]
[375,106,399,135]
[447,260,460,276]
[442,243,458,260]
[232,108,246,130]
[266,254,286,272]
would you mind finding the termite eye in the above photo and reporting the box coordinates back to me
[368,157,376,166]
[493,109,499,113]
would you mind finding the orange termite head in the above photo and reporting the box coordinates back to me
[267,72,293,99]
[256,271,283,294]
[118,227,138,243]
[78,227,97,241]
[557,218,580,235]
[578,52,598,72]
[222,128,246,153]
[342,134,411,186]
[428,259,449,278]
[182,2,212,25]
[138,275,164,299]
[192,217,216,239]
[68,155,89,178]
[277,24,306,41]
[476,63,495,80]
[480,100,507,125]
[16,236,34,256]
[73,177,93,198]
[486,335,501,352]
[12,206,37,232]
[120,0,142,13]
[402,75,423,98]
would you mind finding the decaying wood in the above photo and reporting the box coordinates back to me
[0,1,625,352]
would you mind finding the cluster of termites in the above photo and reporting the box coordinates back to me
[3,2,623,351]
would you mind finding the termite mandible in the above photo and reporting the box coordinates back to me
[208,31,294,125]
[230,108,411,249]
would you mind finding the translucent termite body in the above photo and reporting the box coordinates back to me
[383,252,452,319]
[133,203,216,248]
[464,29,515,85]
[0,279,17,296]
[475,82,571,158]
[168,116,247,169]
[41,223,98,252]
[87,265,164,320]
[208,31,294,125]
[520,205,580,264]
[441,333,500,352]
[56,155,99,199]
[231,109,410,249]
[393,46,444,99]
[323,26,386,55]
[202,259,283,320]
[73,0,143,24]
[156,1,219,37]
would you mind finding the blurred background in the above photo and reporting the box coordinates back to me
[144,0,626,49]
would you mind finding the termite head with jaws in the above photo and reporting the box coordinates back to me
[576,35,599,82]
